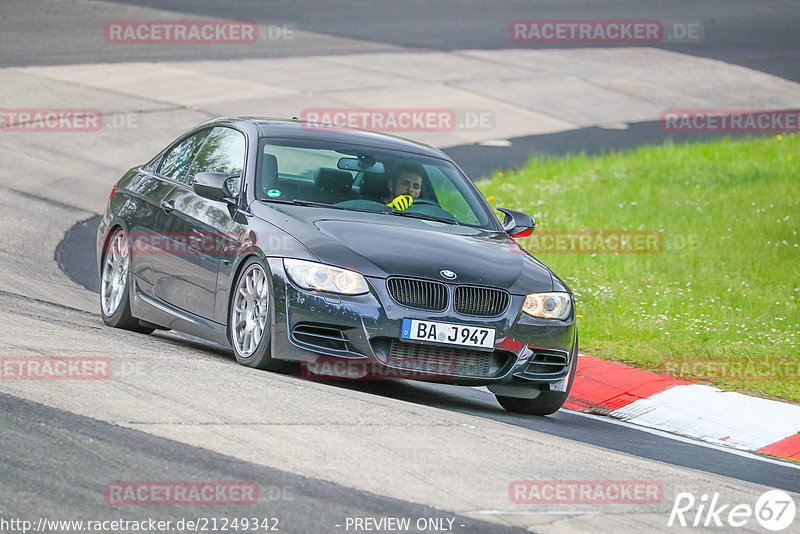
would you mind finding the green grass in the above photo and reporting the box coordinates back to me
[477,134,800,403]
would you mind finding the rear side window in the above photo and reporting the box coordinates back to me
[185,127,246,194]
[158,129,210,182]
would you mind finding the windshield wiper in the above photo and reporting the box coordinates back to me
[387,210,460,225]
[262,199,348,209]
[262,199,328,207]
[261,198,384,214]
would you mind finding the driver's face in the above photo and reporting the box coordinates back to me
[391,172,422,199]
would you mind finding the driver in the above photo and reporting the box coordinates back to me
[385,166,422,211]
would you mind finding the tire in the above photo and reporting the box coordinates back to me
[100,227,155,334]
[228,258,290,372]
[496,340,579,416]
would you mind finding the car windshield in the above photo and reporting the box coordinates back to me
[255,138,498,229]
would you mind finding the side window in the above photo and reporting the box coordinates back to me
[158,130,210,182]
[185,127,246,195]
[144,152,162,172]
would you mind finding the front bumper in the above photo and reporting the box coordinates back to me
[267,259,577,391]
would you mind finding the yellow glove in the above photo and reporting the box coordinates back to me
[387,195,413,211]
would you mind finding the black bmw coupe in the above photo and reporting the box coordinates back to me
[97,117,578,415]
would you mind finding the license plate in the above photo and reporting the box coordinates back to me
[401,319,495,349]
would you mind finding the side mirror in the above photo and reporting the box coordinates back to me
[497,208,536,238]
[193,172,238,204]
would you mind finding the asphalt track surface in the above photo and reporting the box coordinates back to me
[3,1,800,532]
[0,392,527,533]
[5,0,800,84]
[447,121,767,180]
[4,0,793,177]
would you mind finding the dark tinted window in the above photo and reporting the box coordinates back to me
[186,127,246,194]
[158,129,209,182]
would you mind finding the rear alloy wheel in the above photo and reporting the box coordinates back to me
[496,341,579,416]
[100,228,155,334]
[229,258,290,372]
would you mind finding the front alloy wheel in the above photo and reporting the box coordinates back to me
[229,258,289,372]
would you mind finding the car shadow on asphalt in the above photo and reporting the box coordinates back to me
[151,330,234,358]
[309,377,507,415]
[149,329,579,428]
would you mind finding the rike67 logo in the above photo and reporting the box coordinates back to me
[668,490,796,531]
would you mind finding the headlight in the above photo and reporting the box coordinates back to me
[283,259,369,295]
[522,292,572,320]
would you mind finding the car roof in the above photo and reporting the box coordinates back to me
[197,117,451,160]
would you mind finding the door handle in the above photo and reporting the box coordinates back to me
[160,199,175,213]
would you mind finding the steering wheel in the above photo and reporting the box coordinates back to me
[410,198,437,207]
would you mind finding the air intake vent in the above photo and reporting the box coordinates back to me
[454,286,510,317]
[525,351,569,375]
[292,324,349,352]
[387,277,448,312]
[387,339,492,377]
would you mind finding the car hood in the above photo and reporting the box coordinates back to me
[251,204,554,294]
